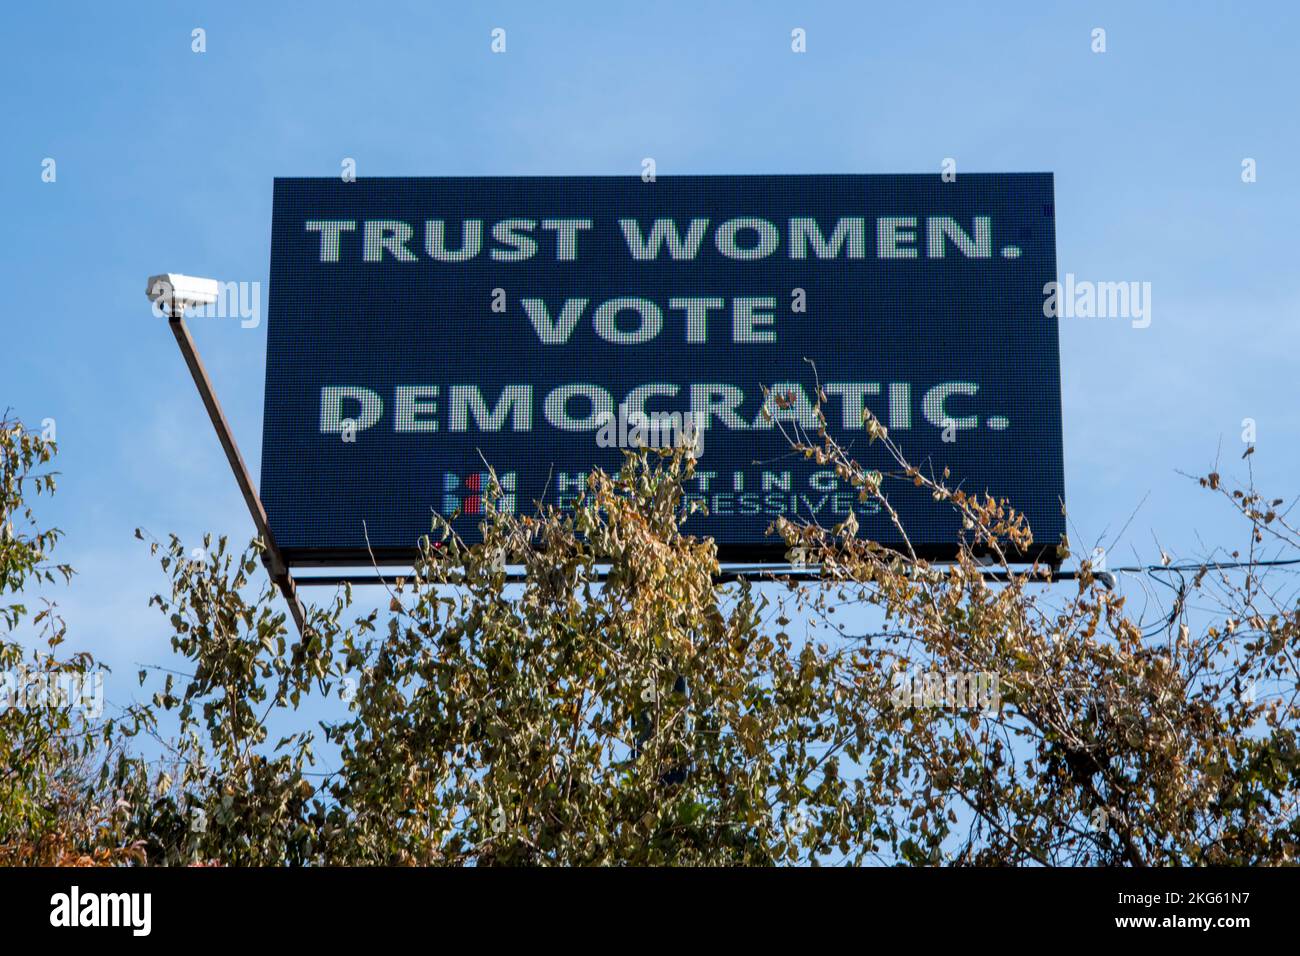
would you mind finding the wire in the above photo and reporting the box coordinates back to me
[1108,558,1300,575]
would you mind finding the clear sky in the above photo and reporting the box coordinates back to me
[2,1,1298,725]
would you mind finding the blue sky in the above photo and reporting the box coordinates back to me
[2,1,1299,731]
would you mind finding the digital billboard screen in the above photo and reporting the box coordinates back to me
[261,174,1065,565]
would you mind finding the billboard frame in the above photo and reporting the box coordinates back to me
[261,172,1067,572]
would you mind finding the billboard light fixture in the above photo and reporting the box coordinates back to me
[147,271,309,639]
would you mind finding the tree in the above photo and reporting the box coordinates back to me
[0,399,1296,866]
[0,415,139,865]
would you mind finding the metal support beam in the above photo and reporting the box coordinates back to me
[165,307,309,638]
[292,566,1105,589]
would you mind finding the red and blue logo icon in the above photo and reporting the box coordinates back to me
[443,471,517,516]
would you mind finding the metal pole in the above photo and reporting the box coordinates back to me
[166,305,309,638]
[292,567,1108,589]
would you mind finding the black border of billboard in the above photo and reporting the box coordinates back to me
[280,540,1064,570]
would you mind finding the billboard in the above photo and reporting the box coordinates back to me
[261,174,1064,565]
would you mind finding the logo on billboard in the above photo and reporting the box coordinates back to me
[443,471,517,516]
